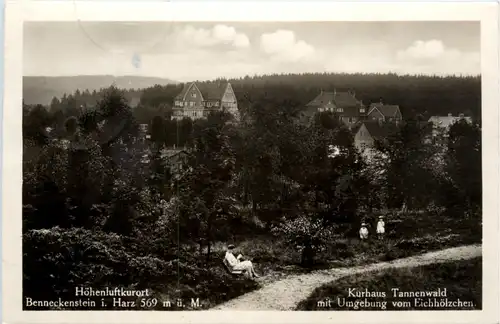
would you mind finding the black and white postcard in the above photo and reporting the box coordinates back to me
[2,1,499,324]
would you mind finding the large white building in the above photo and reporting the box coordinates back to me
[172,81,239,121]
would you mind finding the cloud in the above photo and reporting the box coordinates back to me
[260,30,316,63]
[174,24,250,49]
[398,39,447,59]
[396,40,480,75]
[397,39,456,60]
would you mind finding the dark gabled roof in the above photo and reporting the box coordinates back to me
[363,122,387,139]
[362,121,399,140]
[307,91,336,107]
[368,103,401,118]
[335,92,362,108]
[174,82,230,102]
[306,90,361,108]
[198,82,228,101]
[174,83,193,100]
[340,106,362,117]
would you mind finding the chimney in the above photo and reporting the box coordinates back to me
[448,113,452,117]
[173,144,176,150]
[379,98,383,104]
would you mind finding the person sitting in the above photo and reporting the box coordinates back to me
[224,244,260,279]
[359,222,369,240]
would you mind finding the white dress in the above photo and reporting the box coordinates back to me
[376,220,385,234]
[359,227,369,239]
[225,252,253,271]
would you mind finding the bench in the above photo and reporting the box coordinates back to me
[222,258,244,276]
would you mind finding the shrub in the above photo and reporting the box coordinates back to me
[272,214,336,267]
[23,226,175,308]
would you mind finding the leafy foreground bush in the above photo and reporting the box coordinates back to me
[23,227,259,310]
[296,257,482,310]
[23,227,169,308]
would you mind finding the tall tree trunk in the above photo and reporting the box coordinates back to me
[206,240,211,265]
[206,213,213,265]
[301,243,314,268]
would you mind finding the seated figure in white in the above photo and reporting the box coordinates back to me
[224,244,260,279]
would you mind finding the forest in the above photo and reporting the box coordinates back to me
[22,72,481,310]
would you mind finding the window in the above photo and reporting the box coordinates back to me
[191,93,197,98]
[360,143,367,151]
[190,102,194,107]
[337,108,343,113]
[348,117,354,123]
[360,108,365,113]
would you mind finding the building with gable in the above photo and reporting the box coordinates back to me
[302,89,367,128]
[172,81,239,121]
[426,113,472,142]
[353,121,398,161]
[367,100,403,124]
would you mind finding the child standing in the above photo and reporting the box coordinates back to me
[359,222,369,240]
[376,215,385,239]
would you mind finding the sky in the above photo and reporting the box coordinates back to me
[24,21,480,82]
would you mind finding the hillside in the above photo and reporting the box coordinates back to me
[23,75,178,105]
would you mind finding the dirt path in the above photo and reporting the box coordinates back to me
[212,244,481,310]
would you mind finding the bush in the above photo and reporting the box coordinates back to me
[272,214,336,267]
[23,227,175,308]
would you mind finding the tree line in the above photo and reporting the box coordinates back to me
[36,72,481,128]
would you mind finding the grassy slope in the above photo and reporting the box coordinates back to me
[155,211,481,310]
[296,257,482,310]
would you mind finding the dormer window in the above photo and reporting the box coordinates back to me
[336,108,343,113]
[360,108,365,113]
